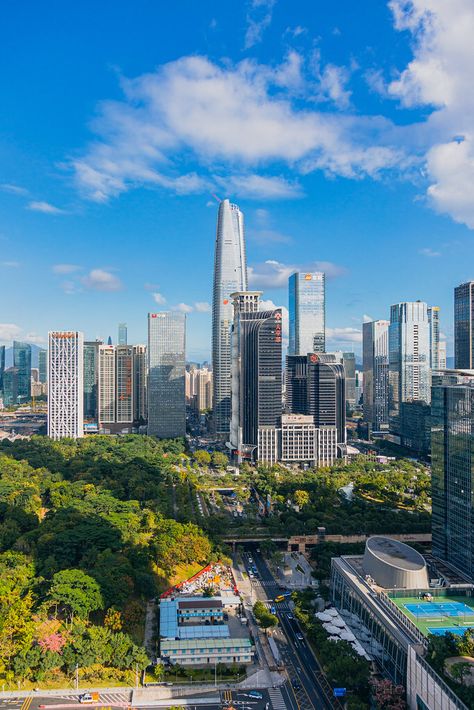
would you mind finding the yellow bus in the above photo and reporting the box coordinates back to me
[274,595,285,603]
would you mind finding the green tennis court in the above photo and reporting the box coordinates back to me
[389,595,474,638]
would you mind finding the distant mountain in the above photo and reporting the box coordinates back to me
[4,344,45,368]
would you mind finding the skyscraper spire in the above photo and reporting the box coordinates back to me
[211,199,247,436]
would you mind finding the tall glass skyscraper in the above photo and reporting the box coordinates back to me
[38,348,47,384]
[363,320,389,430]
[84,341,101,427]
[118,323,127,346]
[13,341,31,403]
[388,301,430,437]
[288,272,325,356]
[212,199,247,436]
[432,370,474,578]
[427,305,440,369]
[0,345,4,395]
[148,312,186,438]
[454,281,474,369]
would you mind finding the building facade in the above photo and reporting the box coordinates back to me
[148,312,186,438]
[98,345,116,427]
[38,348,47,384]
[363,320,390,431]
[47,331,84,440]
[13,341,31,403]
[0,345,4,396]
[454,281,474,369]
[288,271,325,356]
[229,292,282,463]
[388,302,430,439]
[427,306,440,369]
[2,367,19,406]
[83,340,101,430]
[438,340,447,369]
[432,370,474,578]
[116,345,134,424]
[133,344,147,424]
[118,322,127,346]
[212,199,247,437]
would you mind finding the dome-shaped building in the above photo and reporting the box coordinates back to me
[363,536,429,589]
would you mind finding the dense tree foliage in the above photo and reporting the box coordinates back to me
[426,629,474,706]
[0,436,215,686]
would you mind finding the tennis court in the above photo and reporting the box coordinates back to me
[405,601,474,618]
[428,627,472,636]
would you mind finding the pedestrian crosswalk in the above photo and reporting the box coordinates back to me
[268,688,287,710]
[60,692,131,705]
[263,600,292,612]
[0,698,22,710]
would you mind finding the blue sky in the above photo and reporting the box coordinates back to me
[1,0,474,360]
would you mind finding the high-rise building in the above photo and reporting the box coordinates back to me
[363,320,389,431]
[438,340,447,369]
[31,368,39,383]
[0,345,5,394]
[133,344,147,423]
[47,331,84,439]
[13,341,31,403]
[116,345,134,424]
[427,306,440,369]
[212,199,247,437]
[432,370,474,578]
[148,312,186,438]
[118,323,127,346]
[342,352,356,410]
[388,302,430,438]
[194,368,213,412]
[229,292,282,463]
[38,348,47,384]
[288,272,325,356]
[2,367,19,406]
[98,345,116,427]
[454,281,474,369]
[83,341,101,429]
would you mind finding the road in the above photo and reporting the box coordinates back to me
[244,547,339,710]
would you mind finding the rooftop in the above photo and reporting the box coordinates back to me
[366,536,426,571]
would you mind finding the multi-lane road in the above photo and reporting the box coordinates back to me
[243,547,341,710]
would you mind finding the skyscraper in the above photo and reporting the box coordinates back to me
[47,331,84,439]
[388,301,430,438]
[212,199,247,437]
[363,320,389,430]
[38,348,47,384]
[427,305,440,369]
[133,344,147,424]
[13,341,31,403]
[116,345,134,424]
[83,341,101,429]
[288,272,325,356]
[439,340,447,369]
[98,345,116,427]
[432,370,474,578]
[148,312,186,438]
[2,367,19,406]
[118,323,128,346]
[0,345,4,395]
[230,292,282,463]
[454,281,474,369]
[342,352,356,410]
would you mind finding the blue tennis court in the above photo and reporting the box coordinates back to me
[428,626,471,636]
[405,601,474,618]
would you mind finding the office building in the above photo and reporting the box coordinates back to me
[212,199,247,437]
[432,370,474,578]
[363,320,389,431]
[342,352,356,411]
[388,302,430,439]
[0,345,4,394]
[118,323,127,346]
[427,306,440,369]
[355,370,363,408]
[83,341,101,430]
[2,367,19,406]
[31,368,39,383]
[38,348,47,384]
[229,292,282,463]
[193,368,213,412]
[98,345,116,427]
[454,281,474,369]
[47,331,84,440]
[133,344,147,424]
[288,271,325,356]
[116,345,134,424]
[438,340,447,369]
[13,341,31,403]
[148,312,186,438]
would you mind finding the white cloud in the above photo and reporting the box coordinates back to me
[24,332,46,344]
[52,263,81,274]
[326,326,362,344]
[152,292,167,304]
[248,259,346,288]
[72,55,406,203]
[0,323,22,343]
[1,260,20,268]
[194,302,211,312]
[27,201,65,214]
[363,314,374,323]
[60,280,81,295]
[387,0,474,228]
[0,183,29,196]
[244,0,276,49]
[316,62,352,109]
[172,303,194,313]
[81,268,123,292]
[419,247,441,257]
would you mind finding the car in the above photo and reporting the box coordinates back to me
[291,679,301,690]
[287,613,294,620]
[248,691,263,699]
[295,632,304,641]
[79,693,100,704]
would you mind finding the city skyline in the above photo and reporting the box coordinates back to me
[2,1,474,360]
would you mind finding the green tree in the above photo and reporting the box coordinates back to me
[194,450,211,466]
[211,451,228,469]
[48,569,103,624]
[450,661,472,686]
[294,490,310,508]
